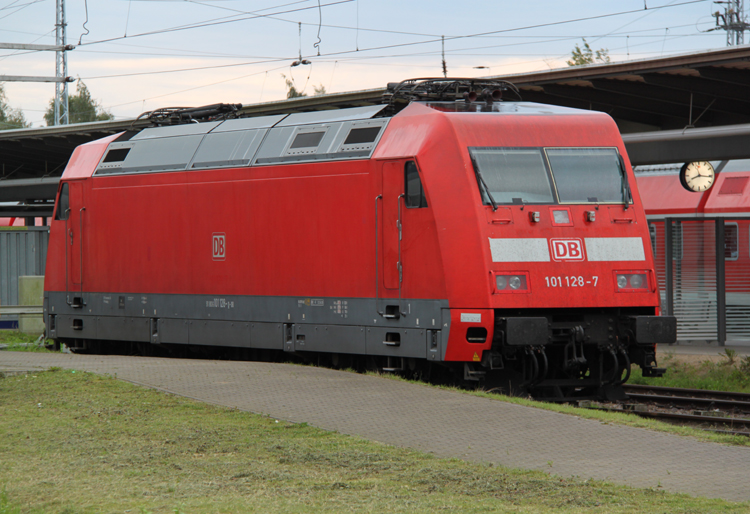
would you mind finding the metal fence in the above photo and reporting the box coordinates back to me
[0,227,49,328]
[649,218,750,345]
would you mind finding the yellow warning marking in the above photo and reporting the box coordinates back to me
[473,352,481,362]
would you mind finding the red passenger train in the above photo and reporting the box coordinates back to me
[635,158,750,343]
[43,79,675,400]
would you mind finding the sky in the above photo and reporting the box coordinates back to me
[0,0,741,127]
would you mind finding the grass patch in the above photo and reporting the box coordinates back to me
[0,330,55,352]
[0,371,746,513]
[630,349,750,393]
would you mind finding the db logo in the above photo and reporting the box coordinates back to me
[550,238,585,261]
[212,233,226,261]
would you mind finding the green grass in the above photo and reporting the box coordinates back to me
[0,370,747,513]
[629,350,750,393]
[0,330,54,352]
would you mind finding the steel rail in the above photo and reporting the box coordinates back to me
[624,383,750,403]
[629,409,750,428]
[625,392,750,411]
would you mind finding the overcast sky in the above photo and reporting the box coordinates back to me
[0,0,737,126]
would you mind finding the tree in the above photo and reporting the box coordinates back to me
[567,39,611,66]
[44,79,113,126]
[281,74,327,99]
[0,84,30,130]
[282,74,307,99]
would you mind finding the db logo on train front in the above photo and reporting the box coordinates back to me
[212,233,226,261]
[550,238,585,262]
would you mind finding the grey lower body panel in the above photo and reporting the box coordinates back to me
[46,291,449,360]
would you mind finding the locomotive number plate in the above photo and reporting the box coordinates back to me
[544,275,598,288]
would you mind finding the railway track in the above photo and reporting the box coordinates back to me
[591,384,750,436]
[623,384,750,414]
[623,384,750,403]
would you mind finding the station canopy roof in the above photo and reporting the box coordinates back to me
[3,45,750,206]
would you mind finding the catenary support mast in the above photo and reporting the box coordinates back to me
[54,0,69,125]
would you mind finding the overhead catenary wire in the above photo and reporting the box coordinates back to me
[106,64,289,110]
[0,0,41,12]
[4,0,722,123]
[89,28,700,119]
[75,0,355,47]
[294,0,711,62]
[69,0,712,80]
[0,0,43,20]
[78,0,89,45]
[0,0,711,63]
[182,0,446,39]
[60,23,705,61]
[72,0,706,52]
[75,23,712,82]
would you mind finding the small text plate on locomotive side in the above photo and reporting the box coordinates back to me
[461,313,481,323]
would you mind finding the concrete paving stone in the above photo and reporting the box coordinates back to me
[1,351,749,502]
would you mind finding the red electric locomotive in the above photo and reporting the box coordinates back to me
[43,79,674,400]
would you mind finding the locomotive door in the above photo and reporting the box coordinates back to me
[378,160,405,318]
[381,161,402,291]
[66,181,85,297]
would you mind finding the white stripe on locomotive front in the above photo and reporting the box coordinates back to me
[488,237,646,262]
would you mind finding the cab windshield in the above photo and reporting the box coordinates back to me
[470,147,629,206]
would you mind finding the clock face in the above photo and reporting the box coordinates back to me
[680,161,715,192]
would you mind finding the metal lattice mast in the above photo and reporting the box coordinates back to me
[713,1,750,46]
[54,0,69,125]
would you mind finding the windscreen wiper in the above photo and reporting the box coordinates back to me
[472,158,499,211]
[617,154,632,211]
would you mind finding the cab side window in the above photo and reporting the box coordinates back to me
[404,161,428,208]
[55,183,70,221]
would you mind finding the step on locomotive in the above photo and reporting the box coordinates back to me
[43,78,676,401]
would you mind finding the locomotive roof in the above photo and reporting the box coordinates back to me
[417,101,593,116]
[63,100,618,181]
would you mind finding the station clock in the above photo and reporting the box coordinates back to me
[679,161,715,192]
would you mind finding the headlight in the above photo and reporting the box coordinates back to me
[615,272,649,292]
[494,273,528,293]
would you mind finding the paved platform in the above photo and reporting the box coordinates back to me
[1,351,749,503]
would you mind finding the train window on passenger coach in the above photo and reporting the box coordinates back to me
[469,148,555,205]
[405,161,428,208]
[545,148,627,204]
[725,223,738,261]
[54,183,70,221]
